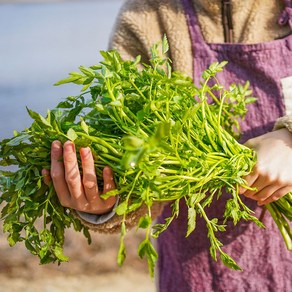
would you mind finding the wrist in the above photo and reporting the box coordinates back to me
[76,196,120,225]
[273,115,292,132]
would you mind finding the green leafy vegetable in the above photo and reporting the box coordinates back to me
[0,36,291,276]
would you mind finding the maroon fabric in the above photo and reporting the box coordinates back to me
[157,1,292,291]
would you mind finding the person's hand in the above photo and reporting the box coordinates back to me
[42,140,117,214]
[239,128,292,206]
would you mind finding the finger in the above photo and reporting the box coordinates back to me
[85,166,118,214]
[102,166,117,209]
[250,184,279,202]
[50,140,71,205]
[80,147,99,203]
[42,169,51,186]
[243,175,273,198]
[63,141,87,206]
[239,170,258,194]
[103,166,116,193]
[258,186,292,206]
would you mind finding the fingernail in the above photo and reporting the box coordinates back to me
[103,166,111,174]
[52,140,62,149]
[64,141,75,152]
[81,147,90,157]
[80,147,92,160]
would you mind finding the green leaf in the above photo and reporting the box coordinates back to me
[138,239,158,278]
[27,108,52,128]
[110,100,122,107]
[186,207,197,237]
[117,240,126,266]
[220,251,242,271]
[117,222,127,266]
[6,133,31,146]
[54,72,83,86]
[7,232,20,247]
[83,226,92,245]
[80,118,89,134]
[67,128,78,141]
[122,136,144,150]
[15,178,26,190]
[162,34,169,54]
[100,189,119,200]
[79,66,95,77]
[54,245,69,262]
[127,201,143,213]
[138,214,151,229]
[138,239,148,258]
[115,201,128,216]
[25,240,37,254]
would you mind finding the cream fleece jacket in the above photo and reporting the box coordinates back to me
[109,0,290,77]
[75,0,292,232]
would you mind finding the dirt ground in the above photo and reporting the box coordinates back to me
[0,223,156,291]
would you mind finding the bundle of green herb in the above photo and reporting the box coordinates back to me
[0,37,291,276]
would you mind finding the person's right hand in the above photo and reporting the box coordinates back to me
[42,140,117,214]
[239,128,292,206]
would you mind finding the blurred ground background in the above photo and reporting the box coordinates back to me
[0,226,156,292]
[0,0,156,291]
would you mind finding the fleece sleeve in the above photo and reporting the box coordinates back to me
[72,202,165,234]
[273,115,292,132]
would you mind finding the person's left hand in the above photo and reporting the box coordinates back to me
[239,128,292,206]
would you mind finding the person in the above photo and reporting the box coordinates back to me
[43,0,292,291]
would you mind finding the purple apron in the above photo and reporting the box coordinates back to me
[157,1,292,291]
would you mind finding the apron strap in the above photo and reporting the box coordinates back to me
[278,0,292,29]
[222,0,234,43]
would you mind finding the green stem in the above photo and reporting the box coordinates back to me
[43,186,54,229]
[76,132,121,155]
[266,203,292,250]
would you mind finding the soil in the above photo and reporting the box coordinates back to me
[0,223,156,291]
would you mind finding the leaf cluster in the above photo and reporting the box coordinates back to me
[0,36,291,275]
